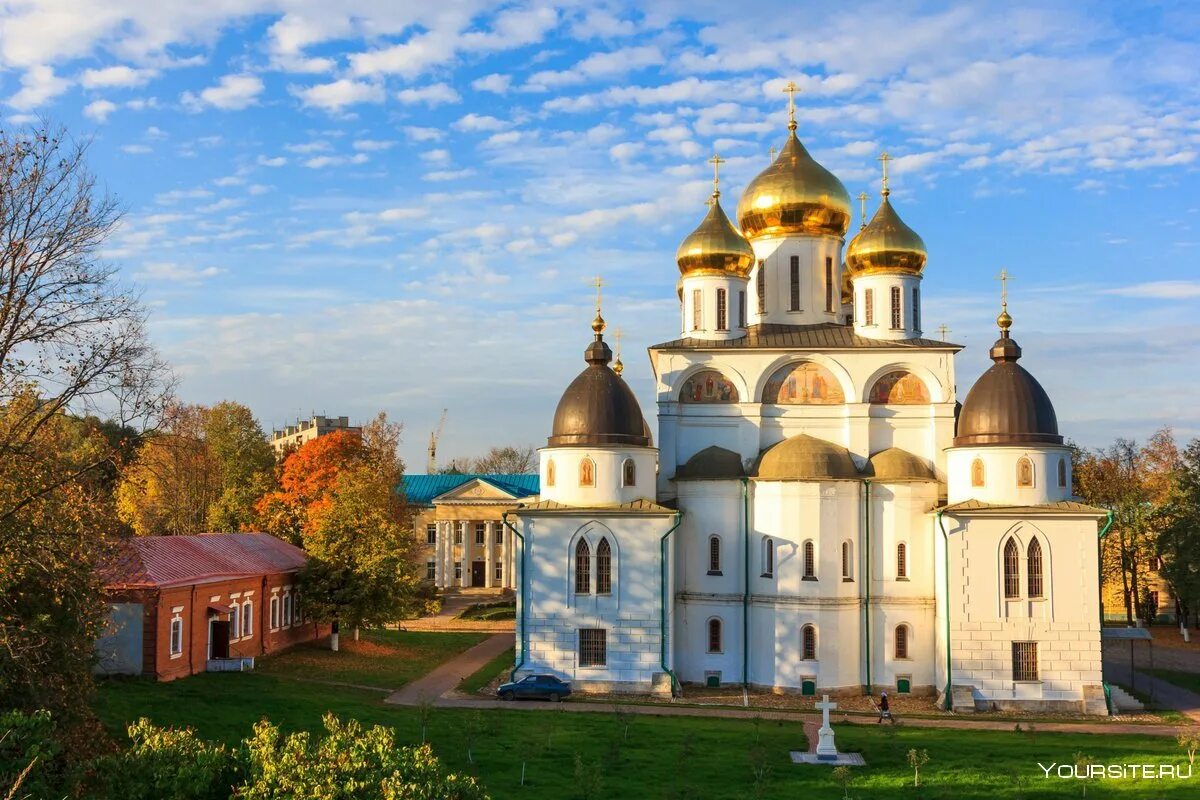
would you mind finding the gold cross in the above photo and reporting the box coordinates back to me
[936,323,951,341]
[707,152,725,196]
[782,80,800,129]
[593,275,605,314]
[769,145,778,162]
[878,151,892,196]
[997,268,1012,309]
[857,191,869,229]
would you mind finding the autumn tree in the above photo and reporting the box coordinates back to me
[254,429,368,544]
[470,444,537,474]
[1075,430,1179,623]
[117,401,273,536]
[1155,438,1200,627]
[0,125,171,733]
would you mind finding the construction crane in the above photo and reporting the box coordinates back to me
[427,408,447,473]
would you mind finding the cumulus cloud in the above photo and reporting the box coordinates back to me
[182,73,264,111]
[395,82,461,106]
[452,113,510,132]
[471,73,511,94]
[84,99,118,122]
[7,65,70,110]
[291,78,383,111]
[135,262,225,283]
[81,65,157,88]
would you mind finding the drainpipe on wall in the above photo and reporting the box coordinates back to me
[740,477,750,689]
[1097,509,1116,715]
[502,512,527,683]
[660,512,683,696]
[936,510,953,711]
[863,480,872,695]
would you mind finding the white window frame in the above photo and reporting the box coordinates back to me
[270,594,280,630]
[282,591,293,627]
[242,600,253,637]
[169,614,184,658]
[229,603,240,642]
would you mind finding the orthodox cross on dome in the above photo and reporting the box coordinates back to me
[878,150,893,197]
[613,327,624,376]
[707,152,725,198]
[857,191,869,229]
[937,323,951,341]
[769,145,778,162]
[591,275,606,335]
[996,268,1014,334]
[782,80,800,130]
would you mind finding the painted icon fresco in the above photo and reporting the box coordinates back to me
[680,370,740,403]
[762,362,845,404]
[868,370,930,404]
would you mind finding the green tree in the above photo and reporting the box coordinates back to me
[300,464,419,650]
[1155,439,1200,627]
[204,401,276,531]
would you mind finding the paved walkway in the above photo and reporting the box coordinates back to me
[1132,670,1200,724]
[419,695,1188,737]
[385,632,513,705]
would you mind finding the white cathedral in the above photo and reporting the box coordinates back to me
[507,95,1111,715]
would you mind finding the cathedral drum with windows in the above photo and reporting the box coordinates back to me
[513,86,1108,713]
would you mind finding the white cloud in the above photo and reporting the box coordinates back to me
[395,82,461,106]
[304,153,369,169]
[257,155,287,167]
[420,148,451,164]
[403,126,444,142]
[182,73,264,111]
[156,187,213,203]
[471,73,511,94]
[120,143,152,154]
[284,140,331,154]
[423,168,475,181]
[81,65,156,89]
[7,65,69,110]
[291,78,383,112]
[84,99,118,122]
[352,139,395,151]
[524,45,663,91]
[135,262,225,283]
[1103,281,1200,300]
[453,113,510,132]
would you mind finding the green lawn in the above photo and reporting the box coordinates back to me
[1146,669,1200,695]
[95,671,1198,799]
[458,646,515,695]
[457,601,517,621]
[253,629,486,690]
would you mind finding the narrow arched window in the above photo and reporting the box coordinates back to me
[803,540,816,579]
[622,458,636,487]
[546,459,556,487]
[596,538,612,595]
[716,288,728,331]
[763,538,774,578]
[895,625,909,659]
[1017,457,1034,488]
[708,535,721,574]
[864,288,875,325]
[897,542,908,579]
[1027,539,1044,599]
[841,541,852,580]
[579,458,595,487]
[708,618,722,653]
[890,285,902,329]
[1057,458,1067,488]
[242,600,253,637]
[1003,537,1020,599]
[802,624,817,660]
[971,458,985,487]
[575,539,591,594]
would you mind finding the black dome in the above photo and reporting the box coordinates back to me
[955,327,1061,447]
[548,328,650,447]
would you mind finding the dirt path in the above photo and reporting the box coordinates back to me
[384,633,513,705]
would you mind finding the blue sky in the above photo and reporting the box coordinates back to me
[3,0,1198,468]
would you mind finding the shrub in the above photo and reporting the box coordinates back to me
[0,709,70,800]
[90,718,237,800]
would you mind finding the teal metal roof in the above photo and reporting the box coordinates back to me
[401,473,540,506]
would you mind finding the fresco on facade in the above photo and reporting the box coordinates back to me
[868,371,930,404]
[762,362,845,404]
[680,370,740,403]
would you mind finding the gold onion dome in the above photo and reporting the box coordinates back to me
[845,194,927,276]
[676,193,755,278]
[736,130,852,239]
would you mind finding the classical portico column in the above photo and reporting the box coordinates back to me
[485,521,495,588]
[441,521,454,588]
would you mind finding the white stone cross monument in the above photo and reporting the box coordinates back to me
[815,694,839,760]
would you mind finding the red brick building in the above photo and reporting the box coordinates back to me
[98,533,328,681]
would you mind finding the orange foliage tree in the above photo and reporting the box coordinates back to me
[255,430,369,544]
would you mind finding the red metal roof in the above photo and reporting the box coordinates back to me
[104,532,309,589]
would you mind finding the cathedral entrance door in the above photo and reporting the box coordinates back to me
[471,561,485,587]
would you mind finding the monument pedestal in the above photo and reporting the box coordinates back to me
[790,694,866,767]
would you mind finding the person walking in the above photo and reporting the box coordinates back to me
[875,690,895,724]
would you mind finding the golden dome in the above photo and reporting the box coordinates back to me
[845,195,927,276]
[736,131,851,239]
[676,194,755,278]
